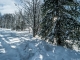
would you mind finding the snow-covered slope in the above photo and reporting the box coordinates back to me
[0,28,80,60]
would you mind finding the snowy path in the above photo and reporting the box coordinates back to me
[0,28,32,60]
[0,28,80,60]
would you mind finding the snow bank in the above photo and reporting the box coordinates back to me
[0,28,80,60]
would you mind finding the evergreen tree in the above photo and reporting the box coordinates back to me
[40,0,80,46]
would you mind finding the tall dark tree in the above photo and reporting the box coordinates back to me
[40,0,80,46]
[33,0,36,37]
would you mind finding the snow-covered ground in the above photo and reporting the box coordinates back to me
[0,28,80,60]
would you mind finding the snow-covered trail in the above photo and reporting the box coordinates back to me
[0,28,80,60]
[0,28,33,60]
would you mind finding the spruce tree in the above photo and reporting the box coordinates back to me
[40,0,80,46]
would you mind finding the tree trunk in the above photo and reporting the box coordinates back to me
[33,0,36,37]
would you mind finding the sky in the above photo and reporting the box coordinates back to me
[0,0,21,15]
[0,0,43,15]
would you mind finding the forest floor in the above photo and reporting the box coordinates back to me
[0,28,80,60]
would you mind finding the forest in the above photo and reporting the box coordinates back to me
[0,0,80,60]
[0,0,80,49]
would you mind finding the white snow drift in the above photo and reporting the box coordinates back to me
[0,28,80,60]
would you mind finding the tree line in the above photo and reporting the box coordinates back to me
[0,0,80,49]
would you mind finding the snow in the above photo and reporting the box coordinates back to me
[0,28,80,60]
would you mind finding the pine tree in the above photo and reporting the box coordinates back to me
[40,0,80,46]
